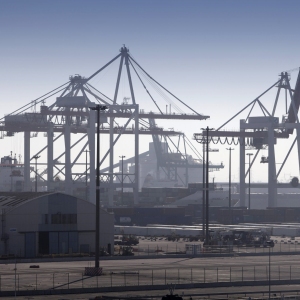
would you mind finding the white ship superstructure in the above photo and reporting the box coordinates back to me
[0,155,24,192]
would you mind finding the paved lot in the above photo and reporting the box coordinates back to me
[1,236,300,299]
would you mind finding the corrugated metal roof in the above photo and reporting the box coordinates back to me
[0,192,51,210]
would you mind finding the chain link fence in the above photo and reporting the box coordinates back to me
[0,264,299,292]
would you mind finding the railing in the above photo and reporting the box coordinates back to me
[1,264,300,292]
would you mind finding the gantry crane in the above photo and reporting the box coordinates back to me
[0,46,220,205]
[194,70,300,208]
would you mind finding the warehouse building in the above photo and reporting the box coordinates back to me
[0,192,114,258]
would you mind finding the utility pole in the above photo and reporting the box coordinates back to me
[201,126,214,244]
[84,150,90,201]
[32,155,40,192]
[202,142,205,240]
[89,104,108,269]
[119,155,125,205]
[247,153,253,210]
[226,148,234,224]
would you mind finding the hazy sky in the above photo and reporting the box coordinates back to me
[1,0,300,184]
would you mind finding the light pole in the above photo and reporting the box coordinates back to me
[202,141,206,240]
[89,104,107,269]
[269,246,271,299]
[32,155,40,192]
[85,150,90,201]
[226,148,234,224]
[119,155,125,206]
[246,153,253,210]
[201,126,214,243]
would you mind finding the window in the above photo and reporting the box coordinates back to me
[51,214,77,224]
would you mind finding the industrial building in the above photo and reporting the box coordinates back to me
[0,192,114,258]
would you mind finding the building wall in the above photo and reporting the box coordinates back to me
[0,193,114,257]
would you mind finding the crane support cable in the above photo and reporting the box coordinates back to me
[131,58,186,114]
[0,81,70,121]
[137,67,184,113]
[86,83,114,103]
[128,55,204,116]
[216,78,281,131]
[86,53,122,82]
[130,60,164,114]
[128,53,184,113]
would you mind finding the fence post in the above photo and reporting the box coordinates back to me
[152,270,153,286]
[124,271,126,287]
[165,269,166,285]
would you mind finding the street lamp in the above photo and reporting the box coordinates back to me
[246,153,253,210]
[89,104,108,269]
[119,155,125,205]
[201,126,214,244]
[226,148,234,224]
[202,141,206,240]
[32,155,40,192]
